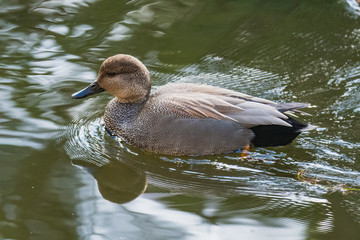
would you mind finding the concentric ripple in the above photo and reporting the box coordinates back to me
[64,113,360,205]
[63,56,360,229]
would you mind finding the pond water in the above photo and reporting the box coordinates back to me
[1,0,360,239]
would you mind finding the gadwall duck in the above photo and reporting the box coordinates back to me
[72,54,315,156]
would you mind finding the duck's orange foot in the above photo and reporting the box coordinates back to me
[240,144,251,158]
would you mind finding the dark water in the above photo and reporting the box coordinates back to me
[1,0,360,239]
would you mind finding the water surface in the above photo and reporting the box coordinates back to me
[1,0,360,239]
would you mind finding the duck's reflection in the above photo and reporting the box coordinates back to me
[73,159,147,204]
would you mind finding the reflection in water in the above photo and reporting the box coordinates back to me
[73,158,147,204]
[63,115,359,239]
[1,0,360,239]
[347,0,360,15]
[66,119,334,239]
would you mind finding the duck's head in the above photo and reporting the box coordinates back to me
[72,54,151,103]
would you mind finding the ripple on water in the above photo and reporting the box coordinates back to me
[346,0,360,15]
[64,55,360,235]
[64,53,360,209]
[65,112,359,207]
[150,54,289,102]
[328,65,360,118]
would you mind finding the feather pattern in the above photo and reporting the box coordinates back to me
[73,54,315,156]
[149,83,296,128]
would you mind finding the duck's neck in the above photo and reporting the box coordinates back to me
[115,90,150,104]
[113,97,147,117]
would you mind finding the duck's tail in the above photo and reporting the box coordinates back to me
[250,117,316,148]
[298,123,317,132]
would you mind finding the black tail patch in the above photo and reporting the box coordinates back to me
[250,117,308,147]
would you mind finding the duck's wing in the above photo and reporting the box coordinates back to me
[178,83,312,116]
[143,93,255,155]
[142,84,313,155]
[150,91,294,128]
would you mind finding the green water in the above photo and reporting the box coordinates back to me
[1,0,360,239]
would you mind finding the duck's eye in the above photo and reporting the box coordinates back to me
[107,72,117,77]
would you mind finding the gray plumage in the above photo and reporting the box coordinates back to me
[72,54,316,156]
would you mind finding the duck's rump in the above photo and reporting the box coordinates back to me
[249,117,308,147]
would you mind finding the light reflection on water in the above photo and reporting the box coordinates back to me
[1,0,360,239]
[66,115,360,195]
[62,108,355,239]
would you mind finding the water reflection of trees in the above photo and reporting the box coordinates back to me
[73,152,356,240]
[1,0,360,239]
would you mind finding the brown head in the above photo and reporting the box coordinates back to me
[72,54,151,103]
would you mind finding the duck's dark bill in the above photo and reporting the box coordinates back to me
[72,81,104,99]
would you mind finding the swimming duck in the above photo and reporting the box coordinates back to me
[72,54,315,156]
